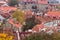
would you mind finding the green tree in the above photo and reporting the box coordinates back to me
[8,0,19,6]
[22,16,37,31]
[24,32,54,40]
[12,9,25,24]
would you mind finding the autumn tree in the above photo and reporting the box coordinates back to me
[12,9,25,24]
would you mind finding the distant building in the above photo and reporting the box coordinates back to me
[48,0,59,5]
[0,0,8,6]
[56,0,60,3]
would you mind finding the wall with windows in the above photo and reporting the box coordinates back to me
[44,20,60,27]
[48,0,59,4]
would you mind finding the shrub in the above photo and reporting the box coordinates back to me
[24,32,60,40]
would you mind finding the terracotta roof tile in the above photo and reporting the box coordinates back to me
[46,11,60,17]
[0,6,17,12]
[8,19,22,28]
[0,6,17,18]
[25,10,32,15]
[37,0,48,4]
[32,24,44,32]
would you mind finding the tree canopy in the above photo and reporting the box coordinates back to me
[12,9,25,24]
[8,0,19,6]
[22,16,37,31]
[24,32,60,40]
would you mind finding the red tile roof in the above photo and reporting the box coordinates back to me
[32,24,44,32]
[0,6,17,18]
[0,6,17,12]
[1,13,11,18]
[24,10,32,18]
[35,16,52,23]
[37,0,48,4]
[46,11,60,17]
[32,16,53,32]
[24,10,32,15]
[8,18,22,28]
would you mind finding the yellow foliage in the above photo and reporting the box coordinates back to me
[12,9,25,24]
[0,33,13,40]
[9,36,13,40]
[0,34,8,37]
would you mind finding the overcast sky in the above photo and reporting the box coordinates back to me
[57,0,60,3]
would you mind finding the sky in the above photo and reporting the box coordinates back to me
[58,0,60,2]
